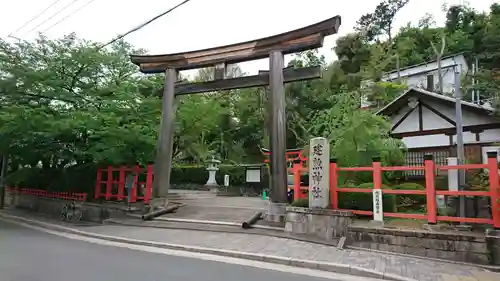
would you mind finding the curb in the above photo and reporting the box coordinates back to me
[104,218,340,247]
[0,212,414,281]
[125,214,285,231]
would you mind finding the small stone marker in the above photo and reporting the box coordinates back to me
[372,189,383,222]
[447,157,458,192]
[436,195,446,209]
[309,137,330,208]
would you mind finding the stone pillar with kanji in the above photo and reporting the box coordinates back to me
[309,137,330,208]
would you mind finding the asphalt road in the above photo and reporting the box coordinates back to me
[0,220,355,281]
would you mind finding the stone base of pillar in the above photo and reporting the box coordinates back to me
[205,185,219,193]
[148,198,169,211]
[266,202,287,223]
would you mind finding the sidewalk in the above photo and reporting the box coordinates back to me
[1,209,498,281]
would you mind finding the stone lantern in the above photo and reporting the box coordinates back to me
[205,156,221,192]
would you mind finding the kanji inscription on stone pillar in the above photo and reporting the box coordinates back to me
[309,137,330,208]
[372,189,383,222]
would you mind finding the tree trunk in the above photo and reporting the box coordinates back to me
[437,55,444,93]
[431,34,446,94]
[396,54,401,83]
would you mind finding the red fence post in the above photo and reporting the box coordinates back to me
[105,166,113,200]
[424,154,437,224]
[118,166,125,201]
[145,163,153,203]
[292,159,301,201]
[130,164,140,203]
[487,151,500,229]
[330,158,338,209]
[95,168,102,199]
[372,156,382,190]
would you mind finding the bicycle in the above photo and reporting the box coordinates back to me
[60,200,83,222]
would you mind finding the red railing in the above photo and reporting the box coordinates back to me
[6,186,88,201]
[94,164,153,203]
[262,149,308,165]
[291,160,308,199]
[291,152,500,228]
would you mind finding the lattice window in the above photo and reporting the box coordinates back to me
[404,149,450,177]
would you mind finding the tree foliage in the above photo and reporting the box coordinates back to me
[2,1,500,192]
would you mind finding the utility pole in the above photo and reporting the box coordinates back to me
[454,68,466,220]
[0,154,8,209]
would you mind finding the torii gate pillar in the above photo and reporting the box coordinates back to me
[268,51,288,207]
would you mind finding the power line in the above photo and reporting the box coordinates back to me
[40,0,99,34]
[7,0,64,37]
[98,0,192,50]
[21,0,83,36]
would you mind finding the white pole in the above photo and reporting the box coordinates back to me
[454,68,466,220]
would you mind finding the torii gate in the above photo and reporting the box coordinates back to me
[130,16,341,220]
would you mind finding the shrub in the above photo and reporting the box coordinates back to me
[170,165,267,187]
[392,183,426,210]
[338,183,396,213]
[291,198,309,208]
[357,182,390,189]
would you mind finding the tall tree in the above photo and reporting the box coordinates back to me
[356,0,411,41]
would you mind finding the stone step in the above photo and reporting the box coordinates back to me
[105,217,338,247]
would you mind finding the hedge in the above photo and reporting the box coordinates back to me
[291,198,309,207]
[338,182,396,212]
[170,165,268,187]
[5,165,98,195]
[391,182,426,210]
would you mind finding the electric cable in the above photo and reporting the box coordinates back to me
[7,0,64,37]
[21,0,83,36]
[40,0,99,33]
[97,0,191,50]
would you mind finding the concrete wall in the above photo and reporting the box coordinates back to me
[9,193,111,223]
[486,230,500,265]
[285,207,353,241]
[283,205,499,266]
[347,225,494,265]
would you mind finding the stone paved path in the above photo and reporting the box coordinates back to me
[164,191,269,223]
[83,224,498,281]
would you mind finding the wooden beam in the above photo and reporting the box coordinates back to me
[130,16,341,73]
[421,102,456,126]
[418,102,423,131]
[391,106,417,132]
[214,63,226,80]
[391,123,500,138]
[174,66,321,96]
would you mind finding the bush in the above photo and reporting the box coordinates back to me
[357,182,390,189]
[338,183,396,213]
[291,198,309,208]
[170,165,266,187]
[392,182,426,210]
[6,165,98,195]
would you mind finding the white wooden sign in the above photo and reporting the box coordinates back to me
[372,189,384,222]
[309,137,329,208]
[246,169,261,183]
[224,175,230,187]
[436,195,446,209]
[447,157,458,191]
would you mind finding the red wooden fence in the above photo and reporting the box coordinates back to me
[94,164,153,203]
[291,152,500,228]
[6,186,87,201]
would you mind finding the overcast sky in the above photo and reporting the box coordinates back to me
[0,0,496,75]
